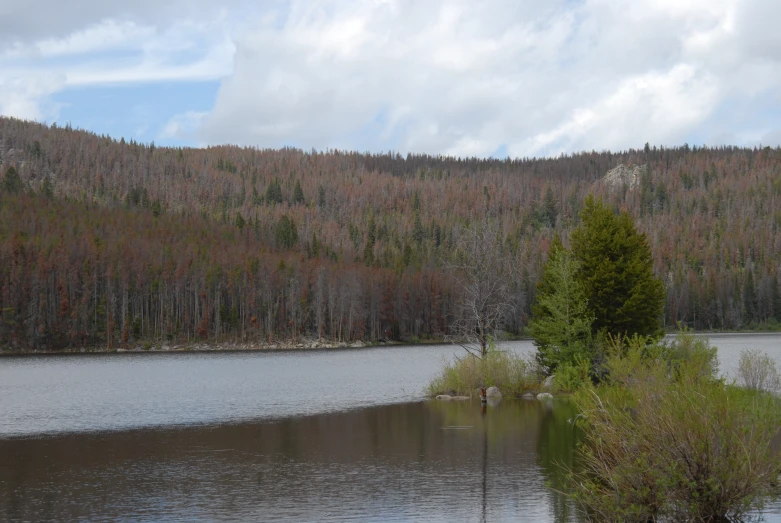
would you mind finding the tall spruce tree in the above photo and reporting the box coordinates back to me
[529,235,594,373]
[2,166,22,194]
[292,179,305,205]
[570,195,665,339]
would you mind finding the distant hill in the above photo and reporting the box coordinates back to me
[0,117,779,350]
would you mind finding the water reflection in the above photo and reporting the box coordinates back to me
[0,399,581,522]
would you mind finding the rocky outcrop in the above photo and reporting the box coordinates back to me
[542,375,555,390]
[537,392,553,400]
[602,164,645,191]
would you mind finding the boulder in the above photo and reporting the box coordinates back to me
[537,392,553,400]
[521,392,536,399]
[451,396,470,401]
[436,395,453,401]
[542,375,555,390]
[486,386,502,398]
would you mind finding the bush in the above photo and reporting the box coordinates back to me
[569,339,781,522]
[662,327,719,381]
[427,346,542,397]
[553,358,591,392]
[738,348,781,392]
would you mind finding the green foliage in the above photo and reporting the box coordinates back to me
[662,327,719,382]
[737,348,781,392]
[275,215,298,249]
[40,176,54,199]
[292,179,305,205]
[216,158,237,173]
[552,358,591,392]
[2,166,23,194]
[571,195,665,340]
[428,341,542,397]
[529,243,593,374]
[265,178,283,205]
[235,212,245,232]
[569,334,781,522]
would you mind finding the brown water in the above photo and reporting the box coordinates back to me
[1,399,580,522]
[1,335,780,522]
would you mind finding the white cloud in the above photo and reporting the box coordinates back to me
[160,111,208,141]
[0,74,65,120]
[0,0,780,155]
[193,0,781,156]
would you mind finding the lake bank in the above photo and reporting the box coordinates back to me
[3,329,778,356]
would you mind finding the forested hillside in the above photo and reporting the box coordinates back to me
[1,117,779,350]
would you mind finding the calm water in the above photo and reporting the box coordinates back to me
[1,335,780,522]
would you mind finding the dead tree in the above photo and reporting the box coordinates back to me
[445,221,513,358]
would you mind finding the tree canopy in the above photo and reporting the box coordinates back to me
[571,195,666,339]
[528,236,593,372]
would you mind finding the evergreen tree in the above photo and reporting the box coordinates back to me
[529,241,593,373]
[317,185,326,208]
[235,212,246,232]
[743,269,758,324]
[275,215,298,249]
[292,180,305,205]
[265,179,283,205]
[542,186,557,227]
[40,176,54,199]
[364,214,376,266]
[2,166,22,194]
[773,276,781,324]
[571,195,666,339]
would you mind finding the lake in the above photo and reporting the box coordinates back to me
[1,334,780,521]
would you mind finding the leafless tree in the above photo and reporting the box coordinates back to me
[445,221,514,358]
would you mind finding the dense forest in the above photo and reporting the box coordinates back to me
[1,117,780,350]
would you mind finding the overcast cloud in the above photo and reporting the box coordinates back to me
[0,0,779,157]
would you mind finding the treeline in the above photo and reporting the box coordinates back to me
[0,117,780,348]
[0,194,459,349]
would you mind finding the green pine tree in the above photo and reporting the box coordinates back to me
[529,246,594,373]
[275,215,298,249]
[772,276,781,324]
[292,180,305,205]
[265,179,283,205]
[571,195,666,339]
[2,166,23,194]
[318,185,326,208]
[40,176,54,199]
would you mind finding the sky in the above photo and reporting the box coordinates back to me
[1,0,780,158]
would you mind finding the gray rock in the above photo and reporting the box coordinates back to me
[543,375,555,390]
[451,396,470,401]
[537,392,553,400]
[486,386,502,398]
[522,392,536,399]
[436,395,453,401]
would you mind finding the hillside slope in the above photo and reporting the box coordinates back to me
[1,117,779,349]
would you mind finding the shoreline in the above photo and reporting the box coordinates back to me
[3,330,780,356]
[0,338,455,356]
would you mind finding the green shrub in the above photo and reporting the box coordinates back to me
[553,358,591,392]
[738,348,781,392]
[569,338,781,522]
[428,345,542,396]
